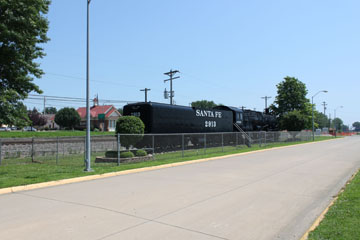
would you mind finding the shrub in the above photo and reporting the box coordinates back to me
[116,116,145,148]
[105,151,117,158]
[279,110,308,131]
[135,149,147,157]
[28,108,47,127]
[120,151,134,158]
[116,116,144,134]
[55,108,81,130]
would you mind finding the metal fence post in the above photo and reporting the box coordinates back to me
[204,133,207,154]
[0,139,2,166]
[152,135,155,157]
[264,132,267,146]
[91,137,93,154]
[248,132,252,148]
[56,137,59,165]
[182,134,184,158]
[236,132,238,149]
[273,132,276,143]
[117,133,120,166]
[83,136,86,160]
[221,133,224,152]
[31,137,34,162]
[259,133,261,147]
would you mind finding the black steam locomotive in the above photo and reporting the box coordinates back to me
[123,102,277,133]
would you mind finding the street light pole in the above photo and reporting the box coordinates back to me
[85,0,92,172]
[312,90,328,141]
[334,106,343,133]
[334,106,343,119]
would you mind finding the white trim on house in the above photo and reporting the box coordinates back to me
[108,120,116,131]
[110,111,120,117]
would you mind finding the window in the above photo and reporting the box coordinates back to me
[109,120,115,128]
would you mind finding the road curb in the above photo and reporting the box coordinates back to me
[0,137,339,195]
[300,168,359,240]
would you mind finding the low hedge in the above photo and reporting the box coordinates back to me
[105,150,145,158]
[120,151,134,158]
[135,149,147,157]
[105,151,117,158]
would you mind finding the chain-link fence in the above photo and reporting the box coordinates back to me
[0,136,117,166]
[0,131,321,166]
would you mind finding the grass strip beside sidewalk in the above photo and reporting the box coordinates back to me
[308,169,360,240]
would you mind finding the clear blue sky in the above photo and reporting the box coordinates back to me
[29,0,359,126]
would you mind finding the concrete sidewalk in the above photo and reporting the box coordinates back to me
[1,136,359,240]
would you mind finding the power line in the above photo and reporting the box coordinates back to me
[45,72,144,89]
[23,94,136,112]
[28,94,137,104]
[44,72,192,100]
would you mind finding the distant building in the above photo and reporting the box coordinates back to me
[43,114,60,130]
[77,97,121,131]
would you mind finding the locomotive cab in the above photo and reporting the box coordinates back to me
[235,111,243,125]
[213,105,244,130]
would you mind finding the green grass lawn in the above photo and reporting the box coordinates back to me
[0,136,334,189]
[307,169,360,240]
[0,130,115,138]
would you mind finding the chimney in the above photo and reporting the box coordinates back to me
[93,94,99,107]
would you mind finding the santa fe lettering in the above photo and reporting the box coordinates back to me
[195,110,222,118]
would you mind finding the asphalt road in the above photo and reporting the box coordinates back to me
[1,136,360,240]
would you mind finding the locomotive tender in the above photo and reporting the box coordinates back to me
[123,102,277,133]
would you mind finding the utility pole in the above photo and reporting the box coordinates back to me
[322,101,327,115]
[261,96,272,110]
[164,69,180,105]
[43,96,46,115]
[140,88,151,102]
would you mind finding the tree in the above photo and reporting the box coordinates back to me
[0,0,50,126]
[55,108,81,130]
[28,108,47,127]
[279,110,309,131]
[332,118,343,131]
[45,107,57,114]
[191,100,217,109]
[269,76,312,130]
[341,125,349,132]
[314,111,329,129]
[116,116,145,149]
[0,94,29,128]
[353,122,360,131]
[269,76,309,117]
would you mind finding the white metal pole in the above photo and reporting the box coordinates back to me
[85,0,92,172]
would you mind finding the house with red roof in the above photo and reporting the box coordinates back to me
[77,98,121,131]
[44,114,60,130]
